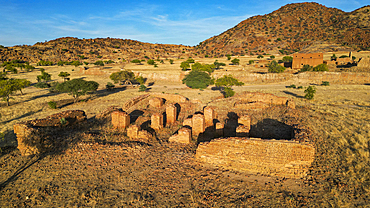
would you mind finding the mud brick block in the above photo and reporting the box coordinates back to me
[168,128,192,144]
[238,115,251,129]
[111,110,130,129]
[236,126,250,137]
[204,106,215,128]
[149,97,164,108]
[166,104,177,125]
[192,114,205,137]
[151,113,163,130]
[127,125,140,139]
[215,122,224,137]
[183,118,192,127]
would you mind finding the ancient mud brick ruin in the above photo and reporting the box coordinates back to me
[111,110,130,129]
[196,138,315,179]
[151,113,164,130]
[166,104,177,125]
[292,53,323,69]
[13,110,86,156]
[168,128,192,144]
[233,92,296,110]
[204,106,216,128]
[192,114,205,137]
[127,125,140,139]
[149,97,164,108]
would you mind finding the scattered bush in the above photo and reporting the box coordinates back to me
[268,60,285,73]
[131,59,142,64]
[180,61,190,71]
[169,59,174,64]
[139,84,147,92]
[257,55,264,59]
[249,60,255,64]
[94,60,104,66]
[214,60,226,69]
[286,84,297,88]
[58,72,70,82]
[223,87,235,98]
[304,86,316,100]
[106,82,115,91]
[231,58,240,65]
[191,62,215,74]
[37,60,53,66]
[147,59,155,65]
[300,64,313,72]
[282,56,293,63]
[321,81,330,86]
[313,64,328,72]
[34,82,50,88]
[48,101,57,109]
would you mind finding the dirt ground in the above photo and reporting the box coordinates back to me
[1,57,370,207]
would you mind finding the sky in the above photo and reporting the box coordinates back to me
[0,0,368,47]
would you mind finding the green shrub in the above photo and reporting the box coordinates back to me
[249,60,255,64]
[106,82,115,91]
[286,84,297,88]
[300,64,313,72]
[94,60,104,66]
[313,64,328,71]
[147,59,155,65]
[48,101,57,109]
[268,60,285,73]
[223,87,235,98]
[231,58,240,65]
[257,55,264,59]
[34,82,50,88]
[321,81,330,86]
[139,84,147,92]
[297,86,303,89]
[180,61,190,71]
[304,86,316,100]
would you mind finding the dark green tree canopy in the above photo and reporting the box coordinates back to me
[231,58,240,65]
[55,79,99,102]
[268,60,285,73]
[282,56,293,63]
[191,62,215,74]
[109,70,136,85]
[180,61,190,71]
[58,71,71,81]
[182,70,214,89]
[215,75,244,87]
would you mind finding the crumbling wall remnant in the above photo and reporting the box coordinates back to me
[196,137,315,178]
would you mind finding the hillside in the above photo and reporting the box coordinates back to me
[195,2,370,57]
[0,2,369,63]
[0,37,193,63]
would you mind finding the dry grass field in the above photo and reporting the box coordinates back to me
[0,54,369,207]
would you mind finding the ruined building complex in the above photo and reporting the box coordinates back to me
[14,92,315,179]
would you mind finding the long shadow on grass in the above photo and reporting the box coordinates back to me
[0,109,43,125]
[0,118,96,191]
[282,91,304,99]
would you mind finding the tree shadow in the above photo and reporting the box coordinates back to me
[282,91,304,99]
[0,109,43,125]
[224,112,238,137]
[249,118,293,140]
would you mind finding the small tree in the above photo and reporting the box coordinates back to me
[249,60,255,65]
[215,75,244,98]
[214,60,226,69]
[55,79,99,102]
[257,55,264,59]
[182,70,214,89]
[70,61,82,67]
[14,79,31,95]
[304,86,316,100]
[37,69,51,83]
[180,61,190,71]
[109,70,135,85]
[94,60,104,66]
[226,54,231,60]
[268,60,285,73]
[282,56,293,63]
[169,59,174,64]
[270,55,275,59]
[0,79,24,106]
[58,72,70,82]
[331,54,337,61]
[231,58,240,65]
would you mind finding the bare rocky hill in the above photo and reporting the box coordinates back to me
[0,2,369,63]
[195,2,370,57]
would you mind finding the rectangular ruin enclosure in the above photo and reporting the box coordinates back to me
[196,137,315,179]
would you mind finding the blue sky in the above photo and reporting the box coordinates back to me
[0,0,368,47]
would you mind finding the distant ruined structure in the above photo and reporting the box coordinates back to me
[14,92,315,179]
[292,53,323,69]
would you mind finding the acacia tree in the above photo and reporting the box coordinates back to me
[182,70,214,89]
[180,61,190,71]
[55,79,99,102]
[109,70,136,85]
[231,58,240,65]
[58,71,70,82]
[268,60,285,73]
[0,78,30,106]
[215,75,244,98]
